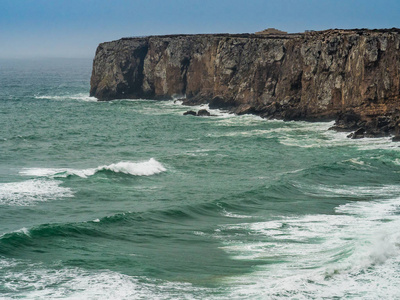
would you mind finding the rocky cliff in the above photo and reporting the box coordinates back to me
[90,29,400,137]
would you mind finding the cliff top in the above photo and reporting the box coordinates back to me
[117,28,400,43]
[119,32,299,41]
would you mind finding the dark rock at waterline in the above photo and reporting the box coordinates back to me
[183,109,212,116]
[328,125,352,132]
[335,112,363,131]
[393,124,400,141]
[347,128,365,139]
[183,110,197,116]
[197,109,211,117]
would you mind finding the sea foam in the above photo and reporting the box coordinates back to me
[279,124,397,150]
[20,158,167,178]
[216,183,400,299]
[0,179,73,206]
[0,262,211,299]
[34,93,97,102]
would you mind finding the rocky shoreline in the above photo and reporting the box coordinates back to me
[90,29,400,140]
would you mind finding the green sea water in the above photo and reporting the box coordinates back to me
[1,58,400,299]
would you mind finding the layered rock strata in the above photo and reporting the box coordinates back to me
[90,29,400,137]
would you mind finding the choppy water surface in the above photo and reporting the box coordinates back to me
[1,58,400,299]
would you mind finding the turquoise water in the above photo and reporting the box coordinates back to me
[1,58,400,299]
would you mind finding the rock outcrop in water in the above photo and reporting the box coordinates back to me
[90,29,400,137]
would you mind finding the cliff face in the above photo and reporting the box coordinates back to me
[90,29,400,137]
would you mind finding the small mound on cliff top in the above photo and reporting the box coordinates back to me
[255,28,288,35]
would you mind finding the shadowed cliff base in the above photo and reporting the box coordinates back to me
[90,28,400,139]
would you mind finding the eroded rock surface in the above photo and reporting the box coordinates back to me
[90,29,400,137]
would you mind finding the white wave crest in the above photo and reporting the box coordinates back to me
[20,167,95,178]
[0,227,31,239]
[0,263,211,299]
[20,158,166,178]
[0,179,73,206]
[216,188,400,299]
[34,93,97,102]
[97,159,166,176]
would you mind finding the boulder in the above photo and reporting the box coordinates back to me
[197,109,211,117]
[183,110,197,116]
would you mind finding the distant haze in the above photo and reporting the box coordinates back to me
[1,0,400,59]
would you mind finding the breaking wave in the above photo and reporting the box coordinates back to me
[216,182,400,299]
[20,158,167,178]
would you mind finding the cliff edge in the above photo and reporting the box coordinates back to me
[90,29,400,138]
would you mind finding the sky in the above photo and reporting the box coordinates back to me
[1,0,400,59]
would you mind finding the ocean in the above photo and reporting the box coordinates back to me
[1,58,400,299]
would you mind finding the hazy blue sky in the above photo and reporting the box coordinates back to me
[1,0,400,58]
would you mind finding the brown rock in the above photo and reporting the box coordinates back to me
[234,104,254,115]
[90,29,400,137]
